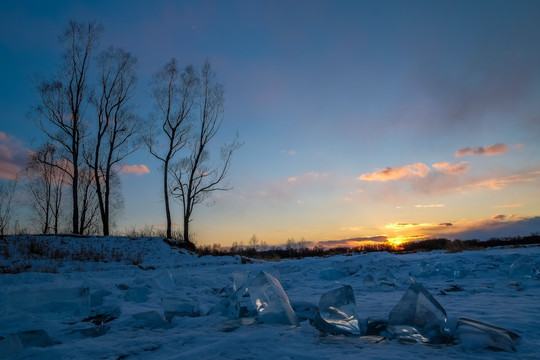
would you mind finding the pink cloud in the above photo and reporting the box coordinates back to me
[0,132,29,180]
[121,164,150,176]
[359,163,430,182]
[432,161,469,175]
[455,143,507,157]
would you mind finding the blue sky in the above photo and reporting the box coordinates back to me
[1,0,539,246]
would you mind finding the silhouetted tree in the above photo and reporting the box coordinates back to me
[35,20,103,234]
[170,60,241,246]
[26,142,65,234]
[78,168,101,235]
[144,59,198,239]
[85,47,138,235]
[0,179,17,236]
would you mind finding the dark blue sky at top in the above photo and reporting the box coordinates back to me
[1,0,539,244]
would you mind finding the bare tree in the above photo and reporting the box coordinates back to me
[0,179,17,236]
[35,20,102,234]
[170,60,241,247]
[78,168,101,235]
[26,142,65,234]
[143,59,198,239]
[86,47,138,235]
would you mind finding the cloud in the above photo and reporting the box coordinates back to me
[287,177,297,182]
[0,132,29,180]
[415,204,445,208]
[446,216,540,241]
[121,164,150,176]
[491,214,506,221]
[455,143,507,157]
[458,172,537,191]
[317,236,388,248]
[432,161,469,175]
[359,163,430,182]
[495,204,523,208]
[280,150,296,155]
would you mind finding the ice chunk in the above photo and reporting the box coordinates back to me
[162,297,200,321]
[0,334,23,358]
[508,257,539,280]
[132,311,170,329]
[232,271,250,292]
[378,269,397,287]
[0,330,53,358]
[124,286,150,303]
[363,275,377,289]
[409,261,432,278]
[210,293,241,319]
[388,283,452,343]
[455,317,520,352]
[248,271,298,325]
[314,285,362,336]
[5,287,90,321]
[319,268,348,281]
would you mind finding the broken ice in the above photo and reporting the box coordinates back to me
[508,257,539,281]
[455,317,520,352]
[314,285,362,336]
[319,268,348,281]
[388,283,452,343]
[248,271,298,325]
[162,297,200,321]
[5,287,90,321]
[0,330,53,358]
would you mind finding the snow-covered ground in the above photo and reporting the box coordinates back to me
[1,235,539,359]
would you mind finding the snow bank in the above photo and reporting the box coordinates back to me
[0,235,539,359]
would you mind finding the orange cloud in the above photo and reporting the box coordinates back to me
[415,204,445,208]
[455,143,506,157]
[121,164,149,176]
[287,177,297,182]
[359,163,429,182]
[432,161,469,175]
[495,203,523,208]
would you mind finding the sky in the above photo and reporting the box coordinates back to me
[1,0,539,247]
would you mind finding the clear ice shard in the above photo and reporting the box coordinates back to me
[314,285,362,336]
[388,283,452,343]
[162,297,200,321]
[455,317,520,352]
[247,271,299,325]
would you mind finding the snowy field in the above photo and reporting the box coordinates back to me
[1,235,539,359]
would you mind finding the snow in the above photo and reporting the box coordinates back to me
[1,235,539,359]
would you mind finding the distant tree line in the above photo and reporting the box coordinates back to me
[0,20,239,248]
[196,234,540,260]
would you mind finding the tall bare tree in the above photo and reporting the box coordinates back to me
[0,179,17,236]
[170,61,240,247]
[143,59,198,239]
[86,47,138,235]
[26,142,65,234]
[35,20,102,234]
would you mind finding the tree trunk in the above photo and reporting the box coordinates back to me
[72,159,79,234]
[164,159,172,239]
